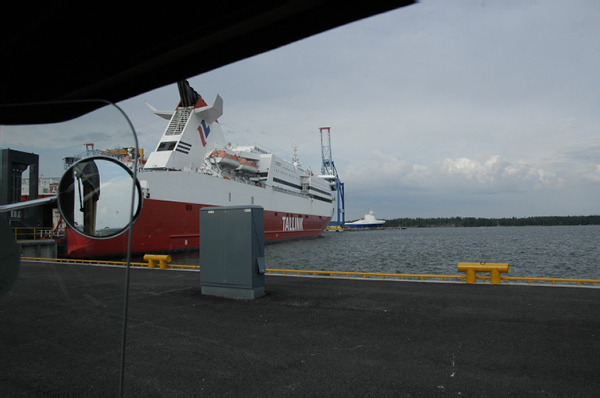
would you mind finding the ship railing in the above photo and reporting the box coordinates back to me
[272,185,309,199]
[12,227,56,241]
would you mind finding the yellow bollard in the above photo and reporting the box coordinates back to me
[490,268,501,284]
[465,268,476,284]
[458,263,509,284]
[144,254,172,270]
[146,257,156,269]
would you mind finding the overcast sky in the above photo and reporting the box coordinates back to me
[5,1,600,221]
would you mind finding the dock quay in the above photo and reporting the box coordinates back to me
[2,260,600,394]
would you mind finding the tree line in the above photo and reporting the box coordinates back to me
[383,215,600,228]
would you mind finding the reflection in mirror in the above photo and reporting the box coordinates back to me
[58,156,142,239]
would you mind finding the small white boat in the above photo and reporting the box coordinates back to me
[345,209,385,229]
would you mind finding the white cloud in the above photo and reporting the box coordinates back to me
[583,165,600,183]
[442,155,563,191]
[344,151,567,197]
[344,150,432,191]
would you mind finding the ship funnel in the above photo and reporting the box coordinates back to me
[177,80,202,107]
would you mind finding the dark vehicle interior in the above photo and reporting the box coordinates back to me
[1,1,413,125]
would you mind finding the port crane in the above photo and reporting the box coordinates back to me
[63,143,145,170]
[319,127,345,226]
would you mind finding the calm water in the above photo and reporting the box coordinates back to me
[166,226,600,280]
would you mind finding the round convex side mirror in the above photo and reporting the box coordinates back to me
[57,156,142,239]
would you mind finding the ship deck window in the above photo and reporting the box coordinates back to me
[157,141,177,151]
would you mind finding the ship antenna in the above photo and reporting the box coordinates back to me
[292,144,302,168]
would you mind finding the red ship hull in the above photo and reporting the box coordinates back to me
[62,198,330,258]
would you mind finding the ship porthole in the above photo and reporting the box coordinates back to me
[185,239,188,245]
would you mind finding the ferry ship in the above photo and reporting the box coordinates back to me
[344,209,385,229]
[62,81,334,258]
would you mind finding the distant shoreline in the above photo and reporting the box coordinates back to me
[383,215,600,228]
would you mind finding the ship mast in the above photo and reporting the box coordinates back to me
[319,127,345,226]
[291,144,302,168]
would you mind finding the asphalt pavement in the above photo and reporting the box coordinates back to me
[2,261,599,394]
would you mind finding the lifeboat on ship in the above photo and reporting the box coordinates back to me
[236,158,258,174]
[208,149,240,169]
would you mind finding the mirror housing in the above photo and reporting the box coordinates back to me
[57,156,142,239]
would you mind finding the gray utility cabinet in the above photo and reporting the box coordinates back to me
[199,205,266,299]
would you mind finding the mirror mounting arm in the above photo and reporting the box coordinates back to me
[0,196,57,213]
